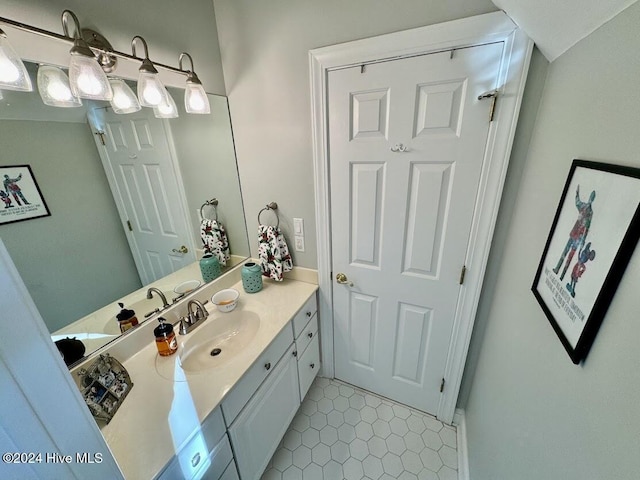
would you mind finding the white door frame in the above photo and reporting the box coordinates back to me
[309,11,533,423]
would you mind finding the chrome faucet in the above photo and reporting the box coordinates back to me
[179,299,209,335]
[146,287,169,309]
[187,299,208,323]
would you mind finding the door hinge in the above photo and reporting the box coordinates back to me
[440,378,445,393]
[459,265,466,285]
[95,130,106,146]
[126,220,133,232]
[478,90,498,122]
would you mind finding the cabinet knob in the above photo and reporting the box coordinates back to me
[292,351,298,357]
[191,452,201,468]
[265,362,271,371]
[306,311,312,317]
[310,363,315,369]
[307,332,313,338]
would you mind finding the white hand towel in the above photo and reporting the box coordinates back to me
[258,224,293,281]
[200,218,230,266]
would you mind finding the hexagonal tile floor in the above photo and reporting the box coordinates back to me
[261,377,458,480]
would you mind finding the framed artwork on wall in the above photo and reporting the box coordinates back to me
[0,165,50,225]
[532,159,640,364]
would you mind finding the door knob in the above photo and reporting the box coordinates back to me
[172,245,189,254]
[336,273,353,287]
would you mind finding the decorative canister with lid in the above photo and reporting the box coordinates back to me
[200,253,221,282]
[241,262,263,293]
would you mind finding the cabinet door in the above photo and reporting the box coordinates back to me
[228,345,300,480]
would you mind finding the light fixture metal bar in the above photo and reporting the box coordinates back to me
[0,15,190,78]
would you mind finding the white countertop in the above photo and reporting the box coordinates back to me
[99,277,317,479]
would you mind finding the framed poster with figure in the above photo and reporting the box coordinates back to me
[532,160,640,364]
[0,165,50,225]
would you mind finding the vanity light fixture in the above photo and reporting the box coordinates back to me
[109,78,141,114]
[0,28,32,92]
[153,90,179,118]
[0,12,210,114]
[62,10,112,101]
[37,65,82,107]
[132,36,169,108]
[179,53,210,114]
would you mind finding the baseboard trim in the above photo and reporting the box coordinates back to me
[453,408,470,480]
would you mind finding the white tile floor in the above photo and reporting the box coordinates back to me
[262,377,458,480]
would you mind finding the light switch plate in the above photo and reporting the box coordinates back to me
[294,235,305,252]
[293,218,304,236]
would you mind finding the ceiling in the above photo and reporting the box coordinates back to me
[493,0,638,61]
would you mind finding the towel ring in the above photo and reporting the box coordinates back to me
[200,198,218,221]
[258,202,279,228]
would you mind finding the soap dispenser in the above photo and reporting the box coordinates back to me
[116,302,139,333]
[154,317,177,356]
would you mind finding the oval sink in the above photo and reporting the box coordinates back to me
[179,311,260,372]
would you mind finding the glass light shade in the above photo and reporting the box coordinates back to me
[37,65,82,108]
[0,34,33,92]
[69,54,112,101]
[153,91,179,118]
[184,82,210,114]
[137,71,168,107]
[109,79,141,114]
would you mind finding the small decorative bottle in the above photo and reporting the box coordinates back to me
[242,262,263,293]
[200,251,221,282]
[154,317,177,356]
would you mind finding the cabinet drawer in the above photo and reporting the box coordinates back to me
[295,314,318,359]
[229,344,300,480]
[292,294,317,337]
[219,461,239,480]
[298,336,320,401]
[221,324,294,425]
[157,432,232,480]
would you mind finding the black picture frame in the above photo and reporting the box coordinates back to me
[532,159,640,364]
[0,164,50,225]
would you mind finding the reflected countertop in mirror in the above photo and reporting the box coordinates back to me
[0,62,250,361]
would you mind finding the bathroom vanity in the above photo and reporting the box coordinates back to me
[81,269,319,480]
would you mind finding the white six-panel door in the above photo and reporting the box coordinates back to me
[330,43,503,415]
[90,108,195,285]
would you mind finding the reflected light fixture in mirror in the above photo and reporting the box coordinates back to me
[62,10,112,101]
[109,79,141,114]
[154,90,179,118]
[132,35,169,108]
[37,65,82,108]
[178,52,210,114]
[0,28,32,91]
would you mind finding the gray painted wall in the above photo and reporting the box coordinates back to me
[214,0,498,266]
[0,120,140,332]
[464,3,640,479]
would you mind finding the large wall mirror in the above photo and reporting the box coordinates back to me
[0,62,250,362]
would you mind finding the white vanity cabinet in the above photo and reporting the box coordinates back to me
[292,295,320,401]
[224,292,319,480]
[156,407,236,480]
[228,343,300,480]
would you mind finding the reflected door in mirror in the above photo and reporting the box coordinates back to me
[90,108,196,284]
